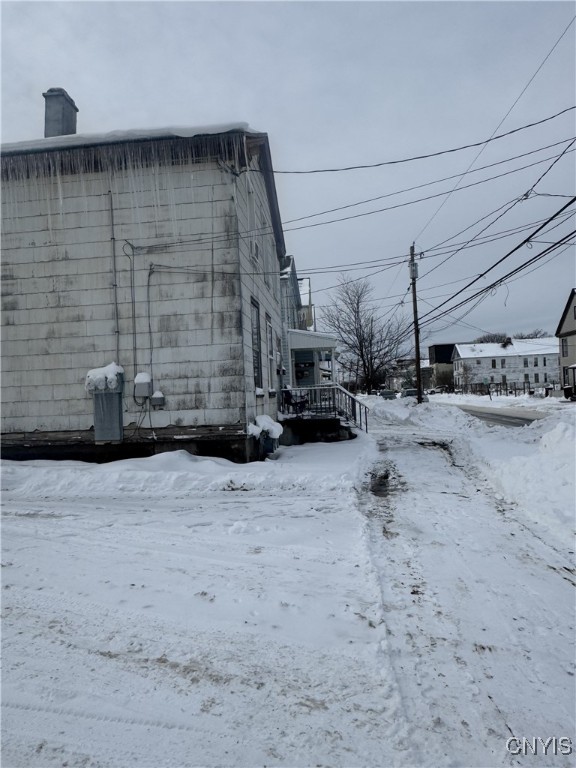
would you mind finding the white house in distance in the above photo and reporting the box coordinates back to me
[452,337,561,391]
[556,288,576,393]
[1,88,351,461]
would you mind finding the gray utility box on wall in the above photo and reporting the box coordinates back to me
[93,373,124,443]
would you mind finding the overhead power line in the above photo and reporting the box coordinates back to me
[413,15,576,241]
[283,137,574,225]
[416,228,576,334]
[419,232,575,332]
[271,106,575,174]
[419,138,576,281]
[283,146,575,235]
[417,196,576,325]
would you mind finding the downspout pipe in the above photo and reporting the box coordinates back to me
[108,190,120,362]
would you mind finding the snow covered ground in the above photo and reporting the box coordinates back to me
[2,397,575,767]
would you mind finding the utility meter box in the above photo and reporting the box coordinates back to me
[93,373,124,443]
[150,391,165,407]
[134,372,153,398]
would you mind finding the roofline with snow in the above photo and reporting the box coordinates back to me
[1,123,287,259]
[555,288,576,338]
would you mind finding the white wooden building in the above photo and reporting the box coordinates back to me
[452,338,561,391]
[1,90,288,461]
[556,288,576,391]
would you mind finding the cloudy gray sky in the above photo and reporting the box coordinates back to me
[2,1,575,348]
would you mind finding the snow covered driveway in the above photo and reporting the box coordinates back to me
[2,399,574,767]
[364,405,575,766]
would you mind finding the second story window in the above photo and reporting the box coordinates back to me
[266,316,274,388]
[533,357,538,367]
[523,358,528,367]
[251,299,262,388]
[491,359,496,368]
[561,338,568,357]
[500,359,506,368]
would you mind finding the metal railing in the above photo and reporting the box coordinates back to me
[279,384,369,432]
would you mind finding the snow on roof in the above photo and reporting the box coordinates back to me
[454,337,559,358]
[1,123,259,155]
[288,329,337,349]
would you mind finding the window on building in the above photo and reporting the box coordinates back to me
[534,373,540,383]
[490,376,494,383]
[544,373,548,383]
[543,357,547,367]
[523,358,528,367]
[491,359,496,368]
[561,338,568,357]
[533,357,538,367]
[501,375,507,385]
[500,359,506,368]
[476,359,481,365]
[266,316,274,388]
[524,373,530,382]
[563,367,570,384]
[251,299,262,388]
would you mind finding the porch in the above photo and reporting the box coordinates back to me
[279,384,369,433]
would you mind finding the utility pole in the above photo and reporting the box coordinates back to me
[409,243,423,404]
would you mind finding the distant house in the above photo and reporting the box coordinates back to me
[452,338,560,391]
[279,257,338,389]
[298,277,315,331]
[556,288,576,393]
[1,88,352,461]
[428,344,455,389]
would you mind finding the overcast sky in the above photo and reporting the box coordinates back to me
[2,1,575,349]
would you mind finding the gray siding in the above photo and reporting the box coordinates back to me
[1,150,270,433]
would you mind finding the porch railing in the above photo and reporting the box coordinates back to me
[279,384,369,432]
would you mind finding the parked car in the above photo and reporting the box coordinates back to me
[379,389,397,400]
[401,388,429,402]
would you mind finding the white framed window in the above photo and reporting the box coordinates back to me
[523,358,528,367]
[534,373,540,383]
[561,338,568,356]
[533,357,538,367]
[251,299,262,388]
[500,359,506,368]
[266,316,274,388]
[524,373,530,382]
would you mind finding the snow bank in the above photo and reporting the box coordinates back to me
[1,430,378,500]
[474,411,576,540]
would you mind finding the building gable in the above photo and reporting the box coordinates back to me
[555,288,576,338]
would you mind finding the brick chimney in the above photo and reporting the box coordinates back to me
[42,88,78,137]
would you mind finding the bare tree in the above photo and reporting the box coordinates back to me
[473,332,508,343]
[514,328,549,338]
[321,276,410,392]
